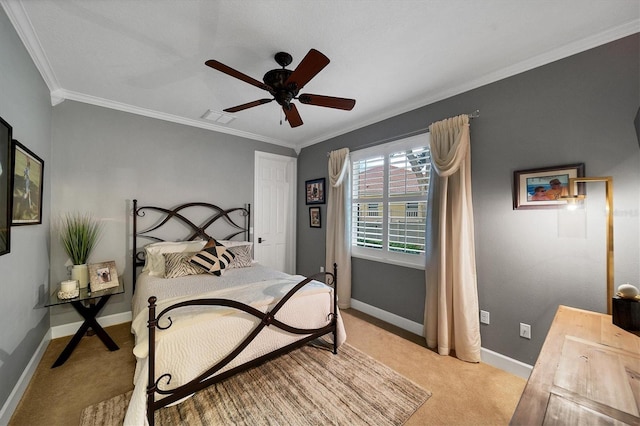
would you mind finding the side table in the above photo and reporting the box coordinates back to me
[45,279,125,368]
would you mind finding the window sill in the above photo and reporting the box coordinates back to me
[351,251,425,270]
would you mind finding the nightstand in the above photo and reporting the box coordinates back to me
[45,279,125,368]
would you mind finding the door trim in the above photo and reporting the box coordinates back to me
[254,151,297,273]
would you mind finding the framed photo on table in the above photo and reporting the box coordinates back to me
[89,261,119,291]
[305,178,325,204]
[11,140,44,225]
[513,163,585,210]
[0,116,12,256]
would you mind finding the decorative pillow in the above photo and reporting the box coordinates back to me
[143,240,207,277]
[163,252,205,279]
[218,240,251,248]
[190,239,235,275]
[225,243,253,268]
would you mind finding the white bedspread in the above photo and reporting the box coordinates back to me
[124,264,346,425]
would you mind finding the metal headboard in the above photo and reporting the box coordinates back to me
[132,199,251,293]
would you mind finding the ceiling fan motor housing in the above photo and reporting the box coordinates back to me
[263,68,296,108]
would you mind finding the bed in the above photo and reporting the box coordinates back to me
[125,200,346,426]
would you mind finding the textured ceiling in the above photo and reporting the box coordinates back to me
[2,0,639,150]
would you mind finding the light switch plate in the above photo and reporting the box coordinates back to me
[520,323,531,339]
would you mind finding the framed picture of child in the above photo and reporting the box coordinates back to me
[513,163,585,210]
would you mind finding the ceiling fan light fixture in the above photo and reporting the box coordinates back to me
[201,109,236,125]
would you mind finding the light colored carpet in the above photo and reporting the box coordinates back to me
[79,341,431,426]
[10,310,526,425]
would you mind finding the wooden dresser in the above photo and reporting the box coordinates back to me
[510,305,640,425]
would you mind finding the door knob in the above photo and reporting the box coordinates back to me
[258,237,266,243]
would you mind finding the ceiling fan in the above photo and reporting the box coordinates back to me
[205,49,356,128]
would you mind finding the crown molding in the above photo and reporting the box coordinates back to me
[0,0,294,148]
[298,20,640,150]
[57,89,296,148]
[1,0,60,94]
[4,0,637,151]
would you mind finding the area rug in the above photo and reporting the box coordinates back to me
[80,341,431,425]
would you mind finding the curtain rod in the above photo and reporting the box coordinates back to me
[327,109,480,156]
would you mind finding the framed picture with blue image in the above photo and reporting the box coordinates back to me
[513,163,585,210]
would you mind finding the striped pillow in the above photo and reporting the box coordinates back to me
[190,239,235,275]
[163,252,205,278]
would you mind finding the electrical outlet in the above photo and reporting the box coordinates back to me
[480,310,490,325]
[520,323,531,339]
[320,266,324,272]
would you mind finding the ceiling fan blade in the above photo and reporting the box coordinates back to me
[205,59,272,93]
[283,103,303,128]
[298,93,356,110]
[223,98,273,113]
[285,49,330,91]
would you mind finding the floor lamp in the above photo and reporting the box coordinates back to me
[564,176,614,314]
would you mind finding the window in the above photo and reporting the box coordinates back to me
[351,134,430,268]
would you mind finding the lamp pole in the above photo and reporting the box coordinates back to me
[568,177,614,314]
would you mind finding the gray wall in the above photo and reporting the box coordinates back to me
[0,9,52,409]
[1,0,296,407]
[1,2,638,410]
[297,34,640,365]
[49,101,295,326]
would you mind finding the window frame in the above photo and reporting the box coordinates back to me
[350,133,430,270]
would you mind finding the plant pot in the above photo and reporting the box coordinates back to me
[71,264,90,289]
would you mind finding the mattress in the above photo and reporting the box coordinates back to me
[124,264,346,425]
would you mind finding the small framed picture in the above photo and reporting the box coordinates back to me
[88,260,119,291]
[513,163,585,210]
[305,178,325,205]
[11,140,44,225]
[309,207,321,228]
[0,116,12,256]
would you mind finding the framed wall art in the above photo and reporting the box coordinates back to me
[305,178,325,205]
[513,163,585,210]
[0,116,12,256]
[309,206,321,228]
[11,140,44,225]
[88,260,119,292]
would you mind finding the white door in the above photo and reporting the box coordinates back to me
[253,152,296,273]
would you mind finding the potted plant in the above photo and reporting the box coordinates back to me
[59,213,102,288]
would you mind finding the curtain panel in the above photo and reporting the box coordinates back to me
[326,148,352,309]
[424,114,481,363]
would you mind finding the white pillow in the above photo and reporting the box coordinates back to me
[143,240,207,277]
[218,240,252,248]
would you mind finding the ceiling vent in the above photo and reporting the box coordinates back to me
[201,109,236,125]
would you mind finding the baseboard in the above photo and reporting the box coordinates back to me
[349,299,532,379]
[0,329,51,425]
[1,311,133,423]
[51,310,132,338]
[480,347,532,379]
[350,299,424,336]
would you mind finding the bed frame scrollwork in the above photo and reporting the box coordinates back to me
[131,200,338,426]
[132,199,252,293]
